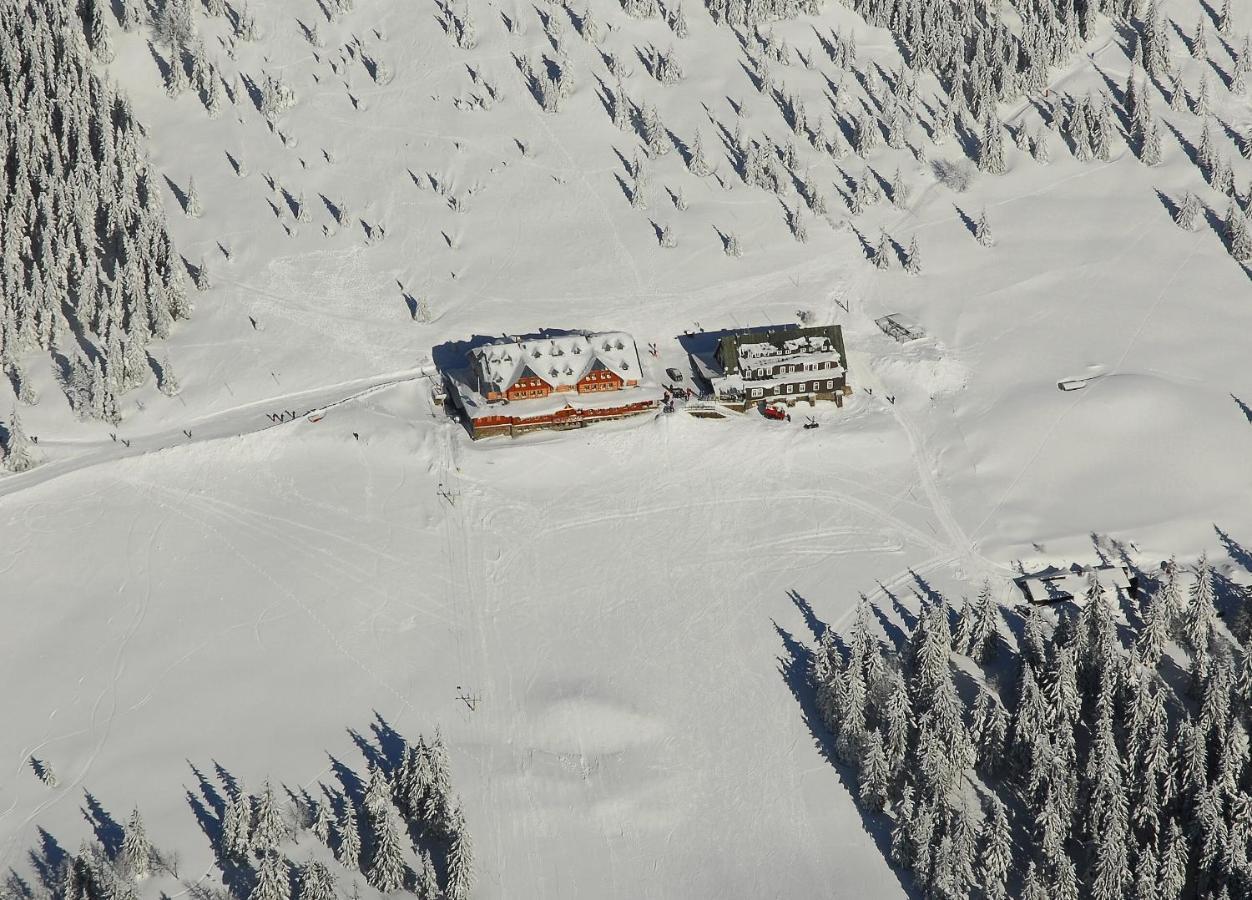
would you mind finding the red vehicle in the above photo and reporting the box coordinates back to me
[762,405,786,421]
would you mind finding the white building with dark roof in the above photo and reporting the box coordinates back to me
[690,324,851,410]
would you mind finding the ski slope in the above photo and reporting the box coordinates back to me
[3,0,1252,895]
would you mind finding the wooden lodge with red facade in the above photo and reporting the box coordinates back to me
[447,331,662,439]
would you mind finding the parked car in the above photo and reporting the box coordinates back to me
[665,367,684,382]
[762,405,786,421]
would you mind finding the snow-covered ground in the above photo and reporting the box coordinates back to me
[4,0,1252,895]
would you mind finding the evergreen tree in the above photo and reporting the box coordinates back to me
[119,808,151,879]
[185,177,203,218]
[975,797,1011,900]
[296,861,335,900]
[1226,203,1252,261]
[252,782,286,855]
[1021,860,1047,900]
[414,849,439,900]
[2,409,39,473]
[337,799,362,871]
[874,232,893,270]
[687,129,711,176]
[310,799,333,845]
[890,168,908,208]
[1139,99,1162,166]
[364,765,390,816]
[975,208,993,247]
[904,235,921,275]
[1070,103,1093,162]
[858,727,889,810]
[1033,128,1051,164]
[445,804,475,900]
[641,104,670,157]
[249,854,290,900]
[220,790,252,858]
[889,785,914,868]
[979,113,1007,175]
[365,808,406,893]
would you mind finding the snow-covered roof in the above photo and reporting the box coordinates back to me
[712,324,847,378]
[738,334,835,359]
[470,332,642,393]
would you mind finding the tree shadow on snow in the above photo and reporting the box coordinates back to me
[953,203,979,239]
[772,621,921,900]
[80,792,124,859]
[27,829,67,891]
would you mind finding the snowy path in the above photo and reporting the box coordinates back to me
[0,366,436,503]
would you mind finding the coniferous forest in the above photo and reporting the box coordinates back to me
[807,557,1252,899]
[10,719,473,900]
[0,0,188,428]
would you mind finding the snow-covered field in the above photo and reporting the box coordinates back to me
[4,0,1252,895]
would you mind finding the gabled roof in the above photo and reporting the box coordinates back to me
[470,331,643,394]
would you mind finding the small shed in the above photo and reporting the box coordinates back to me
[1015,563,1137,605]
[875,314,926,343]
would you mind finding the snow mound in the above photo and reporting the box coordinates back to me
[526,694,666,757]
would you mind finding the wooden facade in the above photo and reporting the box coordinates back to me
[469,398,658,439]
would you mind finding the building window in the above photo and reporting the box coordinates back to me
[751,388,763,398]
[786,384,794,394]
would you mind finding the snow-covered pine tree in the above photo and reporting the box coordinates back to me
[975,208,993,246]
[220,790,252,858]
[857,727,889,809]
[119,808,151,879]
[364,764,390,816]
[611,81,631,131]
[251,782,286,855]
[873,232,892,269]
[296,861,335,900]
[854,112,879,156]
[1139,100,1162,166]
[249,853,290,900]
[1070,100,1093,162]
[1175,192,1200,231]
[904,235,921,275]
[1196,74,1211,119]
[337,799,362,871]
[978,113,1007,175]
[1226,202,1252,261]
[1090,93,1112,161]
[414,849,439,900]
[444,803,475,900]
[185,177,203,218]
[687,129,711,176]
[6,360,38,406]
[310,800,334,846]
[2,409,40,473]
[976,797,1011,900]
[641,104,670,157]
[365,807,406,893]
[890,168,908,208]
